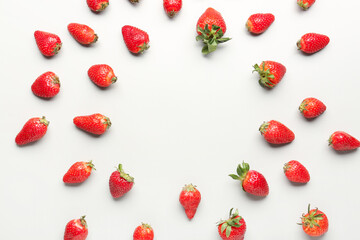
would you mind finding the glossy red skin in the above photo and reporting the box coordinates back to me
[31,71,60,98]
[330,131,360,151]
[34,31,62,57]
[196,8,226,35]
[15,117,48,145]
[246,13,275,34]
[122,25,150,54]
[299,97,326,119]
[260,120,295,144]
[298,33,330,54]
[88,64,117,87]
[63,162,93,184]
[242,170,269,196]
[163,0,182,17]
[73,113,111,135]
[68,23,97,45]
[179,186,201,220]
[218,216,246,240]
[284,160,310,183]
[298,0,316,10]
[302,209,328,236]
[133,225,154,240]
[109,170,134,198]
[86,0,109,12]
[260,61,286,87]
[64,218,88,240]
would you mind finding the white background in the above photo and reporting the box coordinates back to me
[0,0,359,239]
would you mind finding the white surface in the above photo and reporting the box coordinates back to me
[1,0,359,239]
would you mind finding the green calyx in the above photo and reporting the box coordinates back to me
[97,2,109,11]
[51,75,60,86]
[141,223,152,230]
[92,34,98,44]
[86,160,96,170]
[167,10,177,18]
[103,117,112,129]
[328,134,334,146]
[137,43,150,54]
[300,204,324,228]
[297,40,302,50]
[52,43,62,55]
[80,216,88,229]
[229,162,250,182]
[39,116,50,126]
[183,183,197,192]
[218,208,242,238]
[253,62,275,88]
[259,121,269,135]
[196,24,231,55]
[299,100,308,113]
[111,77,117,84]
[117,164,134,182]
[297,1,309,10]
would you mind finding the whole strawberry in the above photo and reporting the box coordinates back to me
[86,0,109,12]
[34,30,62,57]
[31,71,60,98]
[253,61,286,88]
[179,184,201,220]
[163,0,182,17]
[68,23,98,45]
[284,160,310,183]
[64,216,88,240]
[73,113,111,135]
[196,7,231,55]
[297,33,330,54]
[63,161,95,184]
[298,0,316,10]
[300,205,328,237]
[218,209,246,240]
[109,164,134,198]
[259,120,295,144]
[246,13,275,34]
[133,223,154,240]
[299,97,326,119]
[229,162,269,197]
[329,131,360,151]
[15,116,49,146]
[88,64,117,87]
[122,25,150,54]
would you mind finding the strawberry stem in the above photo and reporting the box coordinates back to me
[39,116,49,126]
[117,164,134,182]
[229,162,250,182]
[196,24,231,55]
[259,121,269,135]
[80,216,88,229]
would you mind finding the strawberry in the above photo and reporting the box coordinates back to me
[88,64,117,87]
[68,23,98,45]
[297,33,330,54]
[246,13,275,34]
[73,113,111,135]
[283,160,310,183]
[299,97,326,119]
[300,205,328,237]
[196,7,231,55]
[109,164,134,198]
[133,223,154,240]
[34,30,62,57]
[298,0,316,10]
[179,184,201,220]
[329,131,360,151]
[15,116,49,146]
[64,216,88,240]
[229,162,269,197]
[31,71,60,98]
[122,25,150,54]
[63,161,95,184]
[86,0,109,12]
[217,208,246,240]
[253,61,286,88]
[163,0,182,17]
[259,120,295,144]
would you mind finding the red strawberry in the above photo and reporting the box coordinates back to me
[63,161,95,184]
[284,160,310,183]
[196,7,231,55]
[34,30,62,57]
[217,209,246,240]
[31,71,60,98]
[297,33,330,54]
[229,162,269,197]
[298,0,316,10]
[246,13,275,34]
[299,97,326,119]
[133,223,154,240]
[329,131,360,151]
[68,23,98,45]
[15,116,49,146]
[163,0,182,17]
[88,64,117,87]
[73,113,111,135]
[300,205,328,237]
[179,184,201,220]
[64,216,88,240]
[259,120,295,144]
[122,25,150,54]
[86,0,109,12]
[109,164,134,198]
[253,61,286,88]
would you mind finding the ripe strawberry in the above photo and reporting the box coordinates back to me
[73,113,111,135]
[298,0,316,10]
[299,97,326,119]
[88,64,117,87]
[133,223,154,240]
[122,25,150,54]
[284,160,310,183]
[229,162,269,197]
[31,71,60,98]
[68,23,98,45]
[297,33,330,54]
[15,116,49,146]
[109,164,134,198]
[246,13,275,34]
[86,0,109,12]
[64,216,88,240]
[259,120,295,144]
[217,208,246,240]
[34,30,62,57]
[196,7,231,55]
[329,131,360,151]
[253,61,286,88]
[300,205,328,237]
[63,161,95,184]
[163,0,182,17]
[179,184,201,220]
